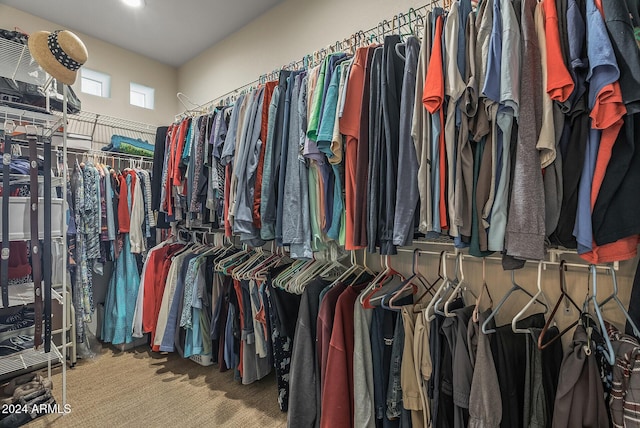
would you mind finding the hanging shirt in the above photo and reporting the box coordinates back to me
[412,13,434,235]
[543,0,575,102]
[423,12,447,233]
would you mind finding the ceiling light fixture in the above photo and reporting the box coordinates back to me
[121,0,145,8]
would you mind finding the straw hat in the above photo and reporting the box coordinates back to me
[27,30,88,85]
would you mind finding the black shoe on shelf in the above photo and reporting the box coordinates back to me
[0,335,34,357]
[0,319,35,343]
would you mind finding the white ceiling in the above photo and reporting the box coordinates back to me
[0,0,283,67]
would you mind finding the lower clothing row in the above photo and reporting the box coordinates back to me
[125,238,640,428]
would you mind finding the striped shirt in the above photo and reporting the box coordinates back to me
[607,321,640,427]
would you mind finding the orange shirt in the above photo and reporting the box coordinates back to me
[580,78,637,263]
[422,15,448,230]
[543,0,575,102]
[341,47,369,250]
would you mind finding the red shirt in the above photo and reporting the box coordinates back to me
[341,47,370,251]
[142,244,184,344]
[117,169,137,233]
[320,285,365,428]
[233,279,244,378]
[172,119,190,187]
[316,282,347,403]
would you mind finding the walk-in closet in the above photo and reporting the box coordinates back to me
[0,0,639,426]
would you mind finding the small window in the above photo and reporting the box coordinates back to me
[130,82,155,109]
[80,68,110,98]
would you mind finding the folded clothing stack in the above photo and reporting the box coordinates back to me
[101,134,154,158]
[0,373,55,427]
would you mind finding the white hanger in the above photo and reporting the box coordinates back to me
[511,261,547,334]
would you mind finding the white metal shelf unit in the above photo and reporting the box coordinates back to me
[0,106,71,405]
[0,33,71,407]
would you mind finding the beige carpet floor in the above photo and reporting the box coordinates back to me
[25,346,287,427]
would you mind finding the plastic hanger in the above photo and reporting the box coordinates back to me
[597,264,640,338]
[231,248,261,281]
[472,258,493,323]
[379,250,419,309]
[361,255,405,309]
[275,260,307,290]
[511,261,549,334]
[358,254,387,305]
[538,260,583,349]
[412,253,443,314]
[329,250,361,287]
[434,253,464,316]
[385,250,436,311]
[425,251,452,321]
[589,265,616,365]
[482,266,547,334]
[444,253,477,317]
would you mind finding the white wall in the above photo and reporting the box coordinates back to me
[177,0,428,110]
[0,4,178,126]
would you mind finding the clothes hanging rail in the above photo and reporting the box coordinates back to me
[64,147,153,168]
[395,248,620,271]
[175,0,443,119]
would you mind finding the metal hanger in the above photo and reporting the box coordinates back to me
[538,260,583,349]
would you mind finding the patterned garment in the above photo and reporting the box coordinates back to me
[189,117,208,213]
[136,171,150,240]
[159,127,172,215]
[606,321,640,428]
[71,164,92,342]
[83,163,101,260]
[139,170,155,228]
[265,280,294,411]
[98,165,109,242]
[180,256,201,329]
[8,275,32,286]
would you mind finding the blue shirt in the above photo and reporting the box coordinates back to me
[585,0,620,109]
[574,127,601,254]
[483,0,503,102]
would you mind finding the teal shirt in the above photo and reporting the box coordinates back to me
[316,63,342,161]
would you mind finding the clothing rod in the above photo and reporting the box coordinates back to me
[177,0,440,118]
[395,247,618,270]
[63,147,153,161]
